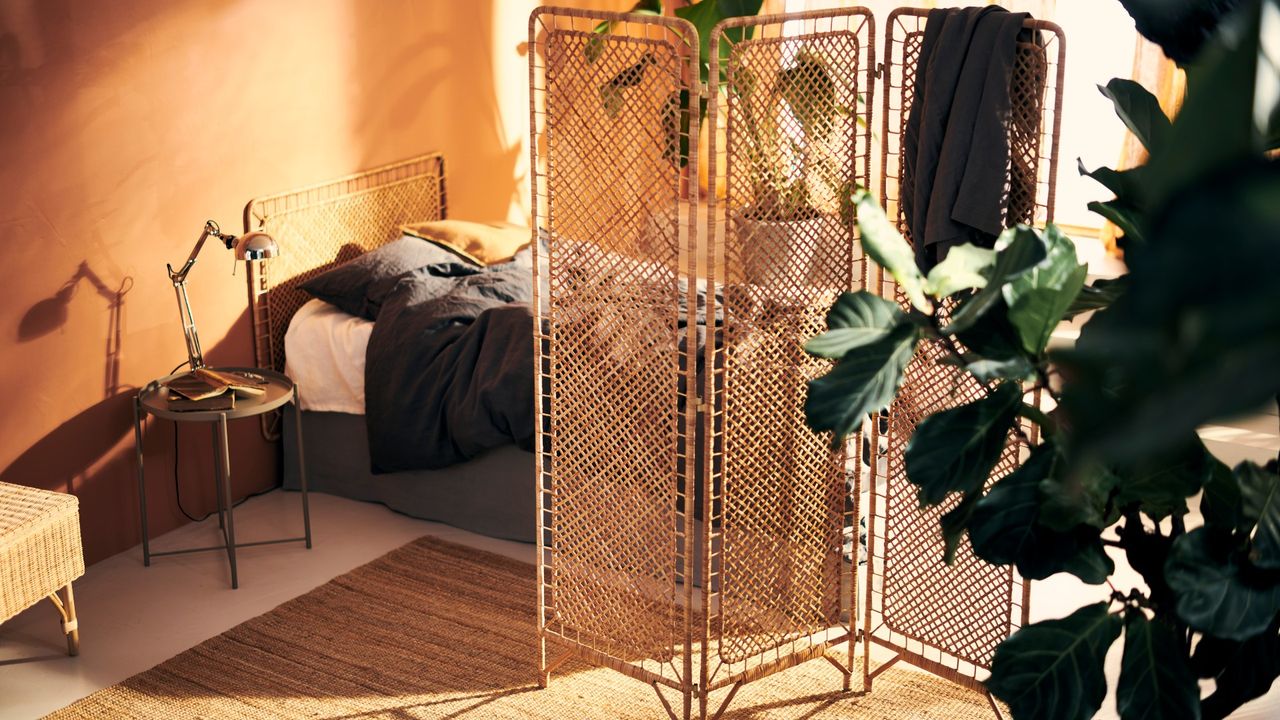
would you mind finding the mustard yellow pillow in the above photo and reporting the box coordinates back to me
[400,220,531,266]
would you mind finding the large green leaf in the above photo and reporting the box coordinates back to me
[925,243,996,299]
[853,190,930,312]
[1143,0,1276,209]
[905,382,1020,506]
[1002,224,1089,355]
[966,444,1114,584]
[779,50,836,140]
[660,90,701,168]
[1057,158,1280,465]
[1198,617,1280,720]
[1200,456,1244,532]
[967,440,1049,563]
[1112,438,1214,521]
[1086,200,1146,245]
[1165,527,1280,641]
[1039,461,1120,531]
[1116,0,1246,64]
[1237,461,1280,568]
[675,0,763,84]
[954,300,1026,361]
[940,491,980,564]
[943,226,1046,336]
[805,291,903,359]
[1116,610,1202,720]
[1064,277,1128,320]
[969,445,1056,565]
[1099,78,1173,154]
[1078,157,1148,205]
[1058,541,1118,586]
[986,603,1123,720]
[961,354,1037,384]
[586,0,664,63]
[805,324,918,440]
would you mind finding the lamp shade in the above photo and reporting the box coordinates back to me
[235,231,278,261]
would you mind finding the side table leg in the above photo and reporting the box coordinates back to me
[217,413,239,589]
[212,424,226,531]
[133,394,151,566]
[293,384,312,549]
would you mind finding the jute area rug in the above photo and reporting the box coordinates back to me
[47,536,994,719]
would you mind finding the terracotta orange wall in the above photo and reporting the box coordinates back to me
[0,0,629,565]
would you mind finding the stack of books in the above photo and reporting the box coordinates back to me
[165,368,267,411]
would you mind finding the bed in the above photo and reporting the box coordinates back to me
[241,153,537,543]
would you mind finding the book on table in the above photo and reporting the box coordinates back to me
[167,394,235,412]
[165,368,268,406]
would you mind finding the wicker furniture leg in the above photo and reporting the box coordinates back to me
[61,583,79,655]
[43,582,80,656]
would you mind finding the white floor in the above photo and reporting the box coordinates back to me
[0,491,532,720]
[3,475,1278,719]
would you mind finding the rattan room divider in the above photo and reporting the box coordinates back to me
[530,6,1062,719]
[864,7,1065,711]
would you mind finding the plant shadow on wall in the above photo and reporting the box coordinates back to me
[804,1,1280,719]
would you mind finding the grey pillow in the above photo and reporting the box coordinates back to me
[300,236,474,320]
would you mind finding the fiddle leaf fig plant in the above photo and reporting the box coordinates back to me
[805,1,1280,718]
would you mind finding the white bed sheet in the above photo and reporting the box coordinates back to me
[284,298,373,414]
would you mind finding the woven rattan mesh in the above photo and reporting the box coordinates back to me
[243,153,447,375]
[241,153,446,440]
[532,8,877,715]
[704,9,873,690]
[0,482,84,621]
[531,8,700,691]
[866,8,1064,691]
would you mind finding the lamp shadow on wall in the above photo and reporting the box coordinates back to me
[18,261,133,397]
[2,301,262,565]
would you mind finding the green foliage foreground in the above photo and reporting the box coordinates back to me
[804,1,1280,718]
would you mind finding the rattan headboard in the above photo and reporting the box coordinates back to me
[242,152,447,439]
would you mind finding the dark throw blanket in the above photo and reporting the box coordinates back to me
[365,256,535,473]
[900,5,1029,271]
[363,241,719,474]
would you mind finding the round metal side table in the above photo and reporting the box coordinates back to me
[132,366,311,589]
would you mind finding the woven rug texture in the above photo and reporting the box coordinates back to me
[46,535,995,719]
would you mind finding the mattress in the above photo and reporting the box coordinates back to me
[284,298,372,414]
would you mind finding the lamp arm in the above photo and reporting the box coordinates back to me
[168,220,236,285]
[168,220,235,372]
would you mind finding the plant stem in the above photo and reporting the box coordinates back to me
[1017,402,1057,439]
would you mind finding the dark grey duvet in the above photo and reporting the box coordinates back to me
[365,255,535,473]
[364,244,716,474]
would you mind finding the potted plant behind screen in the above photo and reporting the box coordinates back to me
[728,47,853,287]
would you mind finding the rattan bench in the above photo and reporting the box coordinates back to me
[0,481,84,655]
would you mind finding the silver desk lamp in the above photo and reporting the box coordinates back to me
[167,220,277,371]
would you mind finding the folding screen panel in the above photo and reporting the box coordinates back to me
[702,6,875,705]
[529,7,701,706]
[866,7,1066,696]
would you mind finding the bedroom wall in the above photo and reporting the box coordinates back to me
[0,0,628,565]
